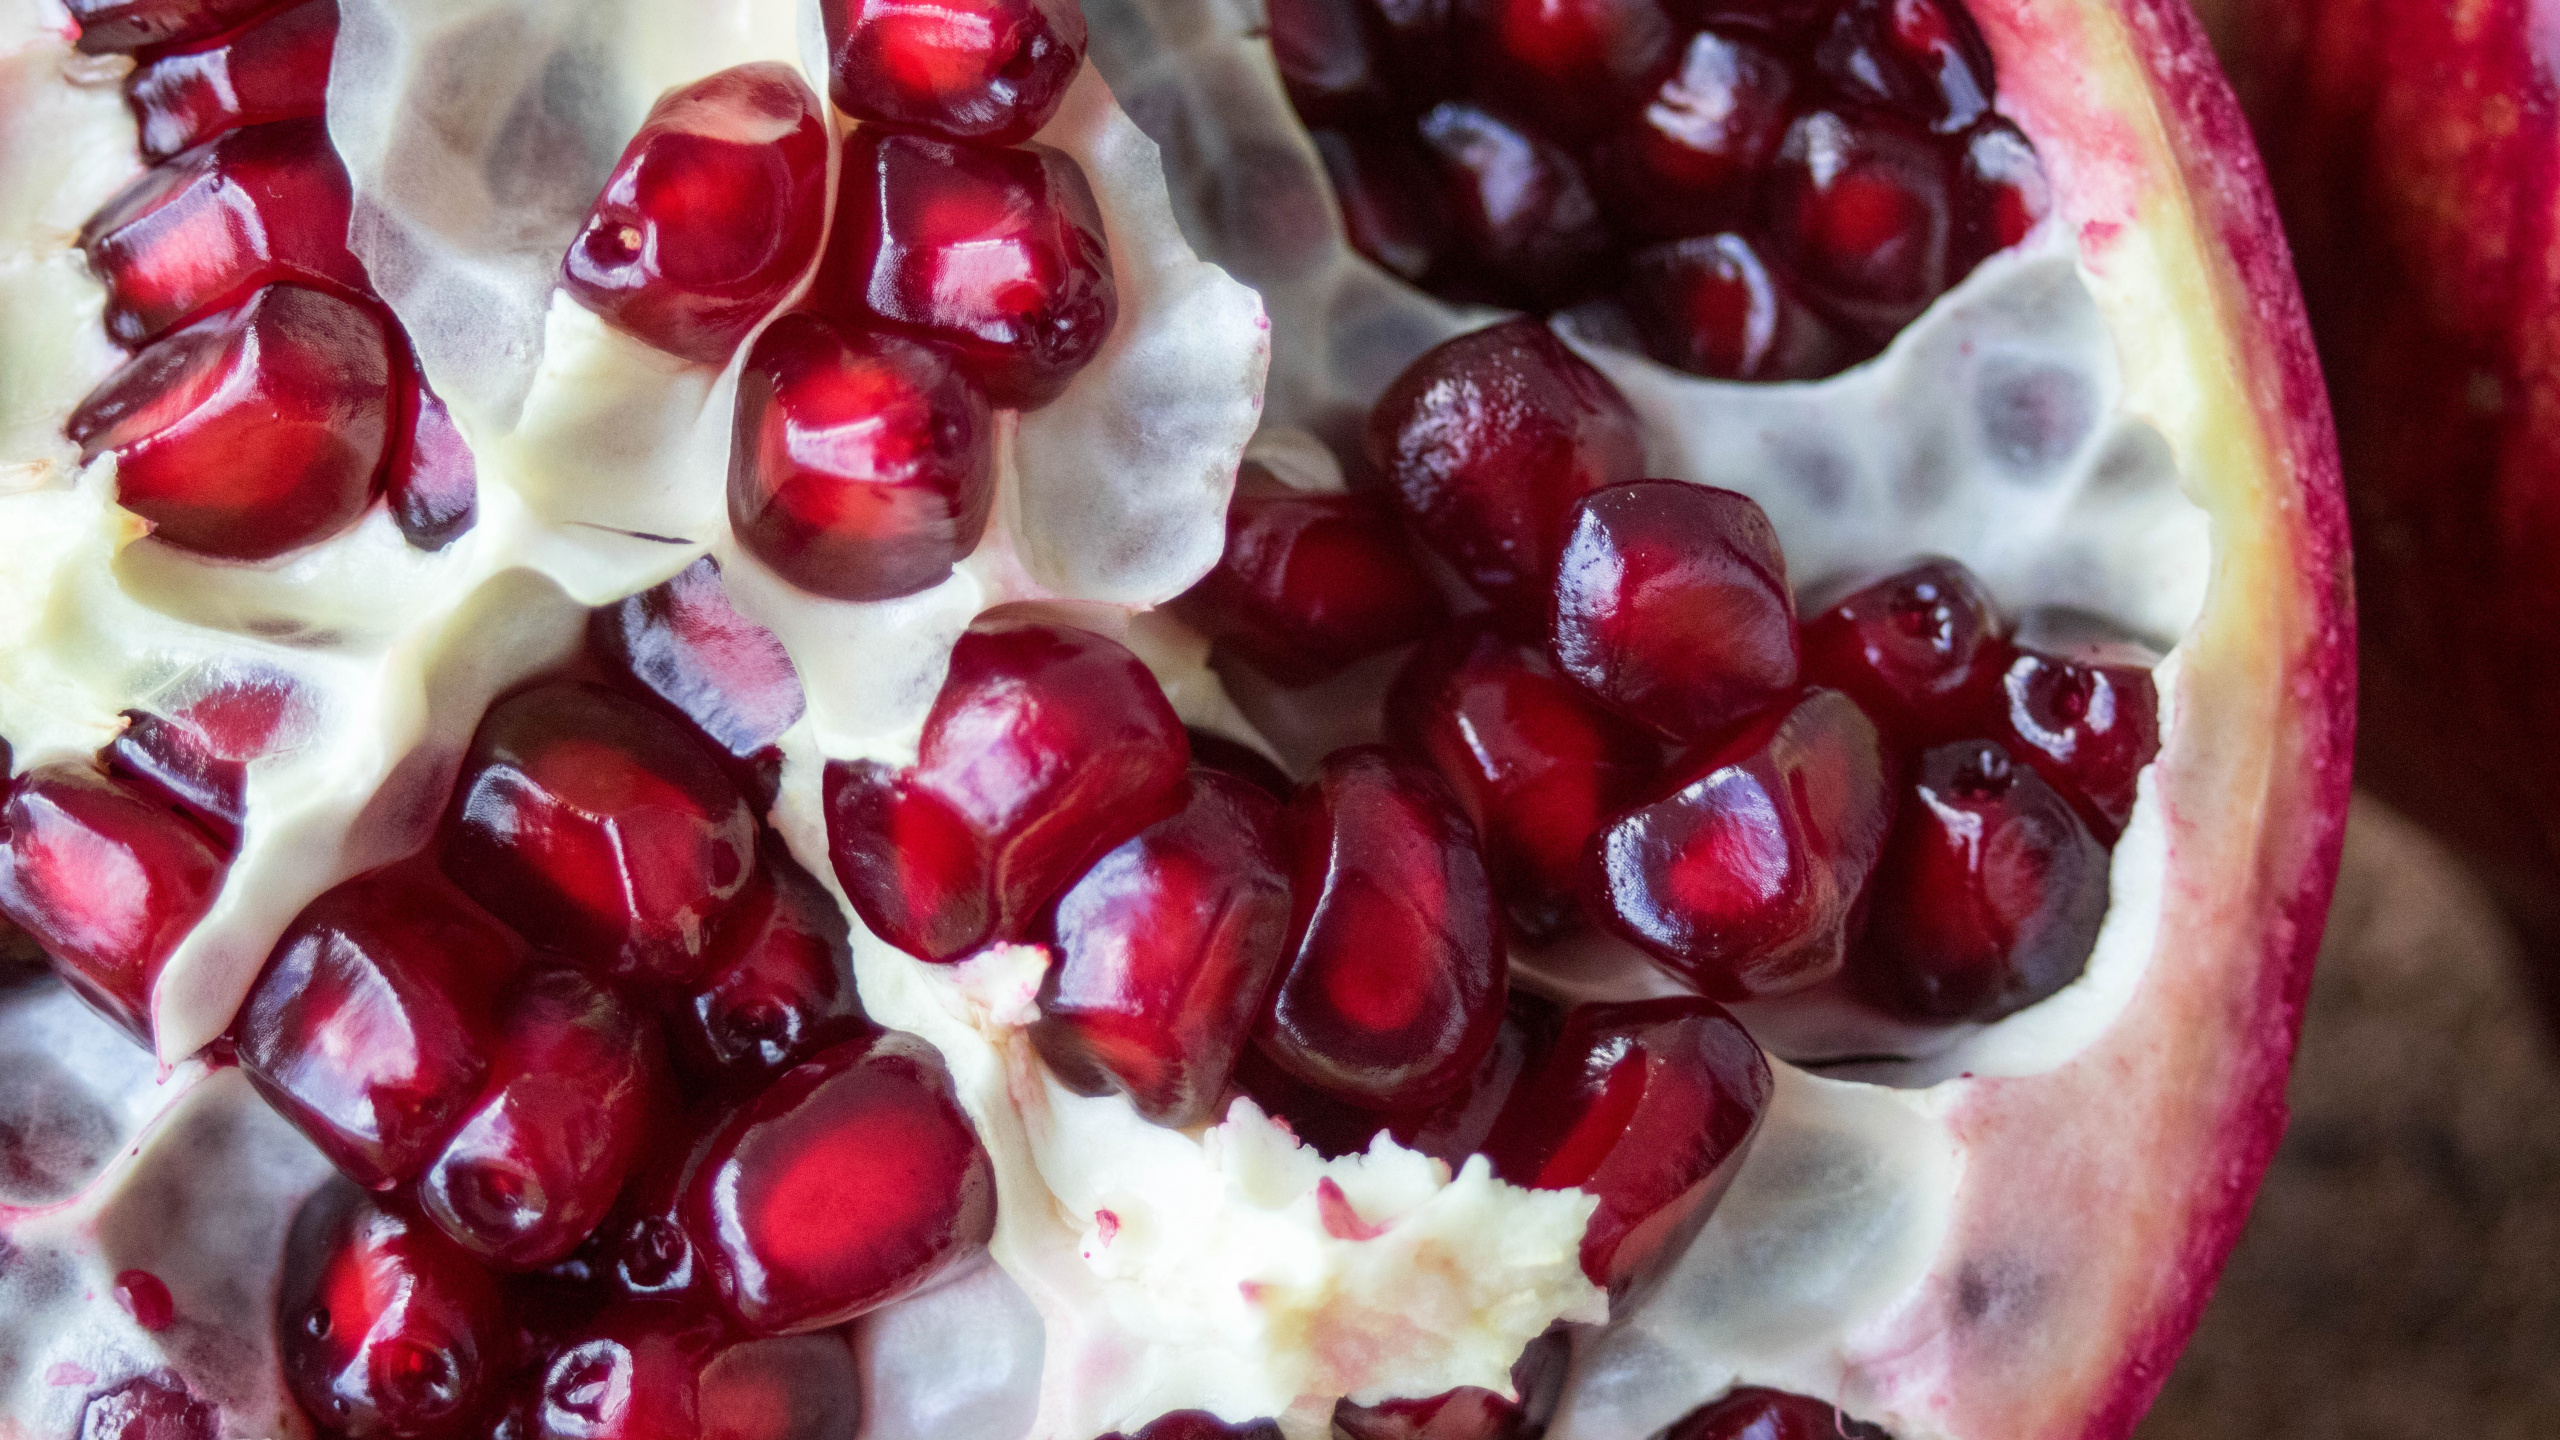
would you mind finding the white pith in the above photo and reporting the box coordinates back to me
[0,0,2260,1439]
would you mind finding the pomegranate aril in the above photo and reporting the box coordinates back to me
[1767,109,1954,337]
[519,1301,862,1440]
[1954,117,2052,271]
[573,1102,732,1304]
[824,618,1188,962]
[66,283,392,562]
[1799,556,2007,747]
[76,1374,217,1440]
[1386,620,1656,938]
[1849,739,2106,1023]
[123,0,335,163]
[1619,234,1851,381]
[79,117,370,348]
[1385,986,1558,1167]
[440,681,756,989]
[1813,0,1995,134]
[1591,30,1793,241]
[1587,687,1895,999]
[1455,0,1675,142]
[1690,0,1832,37]
[727,314,996,604]
[562,64,830,366]
[1484,996,1769,1299]
[1102,1417,1284,1440]
[1256,745,1506,1111]
[387,369,478,552]
[1270,0,1392,124]
[1170,462,1449,686]
[1998,613,2161,842]
[1550,481,1800,741]
[278,1181,507,1440]
[821,0,1087,145]
[1367,318,1646,621]
[1311,128,1453,284]
[1031,770,1292,1128]
[592,557,805,809]
[672,853,867,1095]
[1656,1387,1893,1440]
[1414,102,1611,307]
[66,0,281,54]
[1332,1327,1566,1440]
[0,762,226,1045]
[1184,728,1293,801]
[815,131,1116,409]
[685,1030,995,1335]
[101,709,247,853]
[235,864,523,1189]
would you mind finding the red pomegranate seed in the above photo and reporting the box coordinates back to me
[66,0,279,53]
[523,1302,862,1440]
[1954,118,2052,271]
[727,314,996,604]
[1997,614,2161,842]
[1031,770,1292,1128]
[1270,0,1390,123]
[1170,463,1449,686]
[1333,1328,1568,1440]
[1550,481,1800,742]
[387,368,478,552]
[824,618,1188,962]
[562,64,830,366]
[235,863,523,1189]
[101,709,248,854]
[1620,232,1846,380]
[1414,102,1611,307]
[1484,996,1770,1298]
[416,967,669,1270]
[75,1375,216,1440]
[1103,1415,1284,1440]
[440,681,756,989]
[592,557,806,809]
[815,131,1116,409]
[821,0,1087,145]
[1814,0,1995,134]
[1850,739,2107,1023]
[672,854,868,1095]
[0,762,226,1045]
[123,0,335,163]
[1183,728,1293,801]
[1256,746,1506,1111]
[1693,0,1834,36]
[1386,620,1656,938]
[1309,128,1453,284]
[1799,557,2008,748]
[1657,1388,1892,1440]
[1384,987,1558,1167]
[66,284,392,562]
[277,1182,506,1440]
[1586,688,1895,999]
[113,1269,177,1331]
[572,1101,732,1304]
[1768,109,1954,338]
[78,118,370,349]
[1366,318,1646,621]
[1591,30,1794,241]
[1456,0,1675,141]
[684,1030,995,1335]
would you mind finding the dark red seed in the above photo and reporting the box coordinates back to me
[727,314,996,604]
[671,853,868,1095]
[521,1301,862,1440]
[1256,746,1506,1111]
[824,618,1188,963]
[440,682,756,988]
[685,1030,995,1335]
[66,284,392,562]
[1656,1387,1893,1440]
[1183,728,1294,802]
[1799,557,2007,748]
[1170,463,1449,686]
[1996,613,2161,842]
[1690,0,1833,38]
[814,131,1115,409]
[562,64,830,366]
[1618,234,1851,382]
[1270,0,1391,123]
[235,863,523,1189]
[1386,619,1656,938]
[67,0,280,53]
[1550,481,1799,742]
[1590,30,1794,241]
[387,369,478,552]
[1813,0,1995,134]
[569,1102,733,1304]
[277,1182,506,1440]
[1032,771,1292,1128]
[76,1374,217,1440]
[102,709,248,854]
[1102,1415,1284,1440]
[1767,110,1954,337]
[113,1269,176,1331]
[1586,688,1895,1000]
[1310,129,1453,284]
[591,557,805,808]
[1366,318,1646,621]
[820,0,1087,145]
[1384,987,1559,1167]
[1367,0,1457,93]
[123,0,336,163]
[1484,996,1770,1300]
[0,762,227,1046]
[1849,739,2107,1023]
[1414,102,1611,307]
[1954,118,2052,272]
[1455,0,1676,143]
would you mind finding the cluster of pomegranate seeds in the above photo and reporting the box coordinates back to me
[1267,0,2050,378]
[120,0,335,162]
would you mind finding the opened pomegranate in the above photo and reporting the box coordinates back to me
[0,0,2348,1438]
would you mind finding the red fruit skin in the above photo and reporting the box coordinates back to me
[520,1301,863,1440]
[1799,556,2009,750]
[66,284,393,562]
[76,1374,218,1440]
[1657,1387,1890,1440]
[1586,688,1895,1000]
[1256,746,1507,1111]
[1549,481,1801,742]
[727,314,996,604]
[1031,770,1292,1128]
[671,853,868,1096]
[1617,234,1850,382]
[1413,102,1612,308]
[1767,108,1953,339]
[820,0,1087,145]
[1484,996,1771,1301]
[66,0,279,53]
[685,1030,996,1335]
[0,762,226,1045]
[815,132,1116,409]
[440,682,756,988]
[124,0,337,163]
[1591,30,1795,242]
[824,618,1189,962]
[276,1182,507,1440]
[1169,463,1450,686]
[236,864,524,1190]
[1366,318,1647,622]
[1385,619,1657,939]
[1454,0,1677,143]
[561,64,830,365]
[1997,614,2161,843]
[417,967,670,1270]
